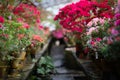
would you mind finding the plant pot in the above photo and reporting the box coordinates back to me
[0,66,9,79]
[75,42,84,58]
[8,51,26,77]
[0,60,9,79]
[93,59,109,71]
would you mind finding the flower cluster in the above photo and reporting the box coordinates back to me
[85,17,111,54]
[14,3,40,19]
[0,19,31,55]
[54,0,113,33]
[14,3,41,29]
[109,11,120,43]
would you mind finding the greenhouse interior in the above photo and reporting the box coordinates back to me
[0,0,120,80]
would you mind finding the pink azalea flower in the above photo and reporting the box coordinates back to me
[0,24,3,29]
[111,29,119,36]
[114,19,120,26]
[87,21,93,27]
[17,18,24,22]
[87,27,96,35]
[114,13,120,19]
[99,18,105,24]
[23,23,30,29]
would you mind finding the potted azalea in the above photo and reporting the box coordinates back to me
[85,18,111,59]
[54,0,114,57]
[0,17,31,77]
[0,18,31,75]
[26,34,44,60]
[0,0,42,77]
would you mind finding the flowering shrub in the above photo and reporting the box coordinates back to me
[0,19,31,61]
[85,17,113,58]
[85,11,120,60]
[0,1,44,63]
[31,34,44,47]
[14,3,41,25]
[54,0,114,58]
[54,0,113,33]
[99,11,120,60]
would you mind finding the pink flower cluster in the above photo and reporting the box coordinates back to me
[114,13,120,26]
[86,18,106,35]
[112,12,120,42]
[54,0,113,33]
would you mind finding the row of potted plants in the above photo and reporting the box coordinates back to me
[0,0,50,78]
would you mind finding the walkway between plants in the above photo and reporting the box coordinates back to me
[49,42,87,80]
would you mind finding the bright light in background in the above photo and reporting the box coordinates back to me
[41,21,56,31]
[46,4,65,15]
[39,0,79,31]
[45,0,79,15]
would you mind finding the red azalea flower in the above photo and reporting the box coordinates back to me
[38,25,43,30]
[0,16,4,23]
[13,3,40,18]
[90,40,95,46]
[100,10,114,18]
[54,0,113,33]
[36,19,41,23]
[96,38,102,42]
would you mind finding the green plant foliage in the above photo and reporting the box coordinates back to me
[37,56,54,76]
[0,20,31,61]
[101,41,120,60]
[91,21,110,38]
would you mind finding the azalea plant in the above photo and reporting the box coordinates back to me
[54,0,113,33]
[85,18,112,58]
[0,0,44,63]
[54,0,114,45]
[54,0,114,57]
[98,11,120,61]
[0,17,31,62]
